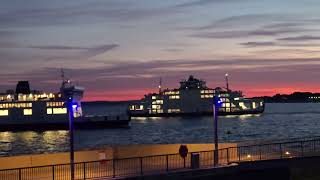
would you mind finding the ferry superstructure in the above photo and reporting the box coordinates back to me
[128,75,264,117]
[0,76,84,130]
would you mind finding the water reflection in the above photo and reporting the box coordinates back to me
[2,103,320,156]
[0,132,15,155]
[19,131,38,146]
[43,131,68,151]
[131,117,147,121]
[239,114,261,120]
[0,132,15,143]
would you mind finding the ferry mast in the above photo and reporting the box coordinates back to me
[225,73,229,92]
[159,77,162,94]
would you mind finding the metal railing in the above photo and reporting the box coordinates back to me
[1,138,320,180]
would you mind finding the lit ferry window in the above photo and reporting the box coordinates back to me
[0,110,9,116]
[47,108,53,114]
[23,109,32,115]
[52,108,67,114]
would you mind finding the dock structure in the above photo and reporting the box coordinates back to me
[1,137,320,179]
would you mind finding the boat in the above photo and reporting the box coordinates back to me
[128,75,264,117]
[0,72,130,131]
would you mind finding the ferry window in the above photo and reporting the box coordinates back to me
[239,102,247,109]
[23,109,32,115]
[152,96,156,100]
[47,108,53,114]
[152,105,161,109]
[53,108,67,114]
[0,110,8,116]
[169,95,180,99]
[129,105,135,110]
[252,102,256,109]
[152,100,163,104]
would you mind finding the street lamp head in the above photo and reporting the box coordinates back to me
[214,96,223,108]
[225,73,228,77]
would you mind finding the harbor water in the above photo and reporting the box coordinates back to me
[1,103,320,156]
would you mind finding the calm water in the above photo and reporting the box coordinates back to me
[1,103,320,156]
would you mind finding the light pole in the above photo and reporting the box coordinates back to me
[68,97,76,180]
[213,96,222,167]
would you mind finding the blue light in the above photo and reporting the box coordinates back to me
[214,96,223,108]
[72,104,78,109]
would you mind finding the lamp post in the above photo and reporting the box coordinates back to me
[68,97,75,180]
[213,96,222,167]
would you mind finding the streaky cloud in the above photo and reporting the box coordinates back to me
[175,0,242,8]
[194,14,291,30]
[28,45,91,50]
[191,25,314,39]
[240,42,275,47]
[277,35,320,41]
[252,49,320,55]
[240,41,320,48]
[28,44,118,52]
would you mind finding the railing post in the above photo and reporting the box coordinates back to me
[279,143,283,159]
[226,148,229,164]
[183,157,186,168]
[259,145,262,160]
[140,157,143,176]
[237,146,241,162]
[52,165,55,180]
[112,159,116,178]
[19,169,21,180]
[83,162,86,180]
[166,155,169,172]
[300,141,304,156]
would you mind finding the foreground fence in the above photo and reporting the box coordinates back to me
[1,138,320,180]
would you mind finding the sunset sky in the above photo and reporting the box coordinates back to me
[1,0,320,101]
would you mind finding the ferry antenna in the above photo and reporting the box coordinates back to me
[225,73,229,91]
[61,68,65,81]
[159,77,162,93]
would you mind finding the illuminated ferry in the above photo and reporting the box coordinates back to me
[128,75,265,117]
[0,74,84,130]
